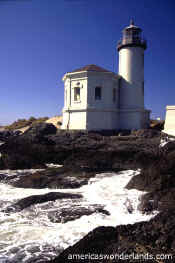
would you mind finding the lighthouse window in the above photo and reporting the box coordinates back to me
[95,87,102,100]
[74,87,80,101]
[113,88,116,102]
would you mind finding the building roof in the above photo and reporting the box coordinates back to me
[70,64,112,73]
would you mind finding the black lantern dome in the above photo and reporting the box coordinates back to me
[117,20,147,51]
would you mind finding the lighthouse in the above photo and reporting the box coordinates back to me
[61,20,150,131]
[117,20,150,129]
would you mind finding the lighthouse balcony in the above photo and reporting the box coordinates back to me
[117,37,147,51]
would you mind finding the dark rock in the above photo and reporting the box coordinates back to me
[24,122,57,137]
[162,140,175,153]
[26,246,40,253]
[6,167,94,189]
[0,130,12,141]
[49,210,175,263]
[139,187,175,213]
[0,256,10,263]
[50,226,117,263]
[11,252,27,262]
[0,173,7,180]
[0,130,160,170]
[117,129,131,136]
[131,129,161,138]
[126,139,175,213]
[0,135,55,169]
[150,120,165,131]
[0,152,46,170]
[0,130,20,142]
[3,192,82,213]
[48,205,110,223]
[0,123,57,169]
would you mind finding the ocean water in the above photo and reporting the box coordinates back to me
[0,169,158,263]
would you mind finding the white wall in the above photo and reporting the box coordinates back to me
[87,110,119,130]
[62,72,88,130]
[119,46,145,110]
[63,73,88,111]
[61,64,149,131]
[119,109,150,130]
[62,71,120,130]
[62,111,87,130]
[163,106,175,136]
[119,47,144,84]
[87,72,119,110]
[119,84,144,109]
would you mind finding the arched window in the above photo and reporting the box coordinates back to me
[95,87,102,100]
[74,87,80,101]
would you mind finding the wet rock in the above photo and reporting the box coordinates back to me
[124,198,134,214]
[25,257,41,263]
[9,247,20,254]
[24,255,54,263]
[26,245,40,253]
[125,139,175,213]
[7,167,93,189]
[11,252,27,262]
[139,187,175,213]
[0,173,7,180]
[49,210,175,263]
[49,226,117,263]
[48,205,110,223]
[3,192,82,213]
[0,256,10,263]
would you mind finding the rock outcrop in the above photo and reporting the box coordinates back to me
[48,205,110,224]
[1,125,175,262]
[126,140,175,212]
[0,129,21,142]
[0,126,160,171]
[49,210,175,263]
[1,126,174,215]
[0,166,94,189]
[3,192,82,213]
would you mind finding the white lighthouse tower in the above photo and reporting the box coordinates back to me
[117,20,150,129]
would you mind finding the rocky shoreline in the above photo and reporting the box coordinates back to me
[1,123,175,262]
[49,210,175,263]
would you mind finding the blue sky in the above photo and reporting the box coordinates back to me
[0,0,175,124]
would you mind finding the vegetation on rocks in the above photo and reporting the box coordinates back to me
[4,116,49,130]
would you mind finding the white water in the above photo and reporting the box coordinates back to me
[0,169,157,262]
[159,134,175,147]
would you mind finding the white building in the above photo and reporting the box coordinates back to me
[61,20,150,131]
[163,106,175,136]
